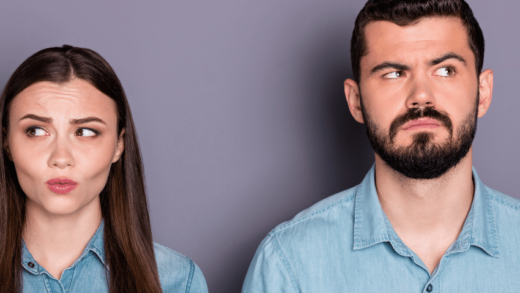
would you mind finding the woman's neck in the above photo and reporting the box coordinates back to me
[23,196,102,280]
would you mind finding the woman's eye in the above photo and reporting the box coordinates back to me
[383,71,403,79]
[435,66,455,77]
[27,127,48,137]
[75,128,97,137]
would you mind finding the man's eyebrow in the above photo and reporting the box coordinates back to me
[370,62,411,74]
[19,114,52,123]
[70,117,106,125]
[429,52,467,67]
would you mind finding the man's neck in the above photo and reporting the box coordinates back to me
[374,149,474,273]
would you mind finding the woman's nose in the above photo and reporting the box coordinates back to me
[47,136,75,169]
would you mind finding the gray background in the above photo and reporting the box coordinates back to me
[1,0,518,292]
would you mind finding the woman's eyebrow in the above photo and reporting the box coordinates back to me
[19,114,52,123]
[70,117,106,125]
[18,114,106,125]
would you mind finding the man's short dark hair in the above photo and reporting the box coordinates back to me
[351,0,485,83]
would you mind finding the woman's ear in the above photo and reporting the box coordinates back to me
[112,128,125,163]
[2,127,12,161]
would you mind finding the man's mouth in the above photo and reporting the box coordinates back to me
[402,118,442,131]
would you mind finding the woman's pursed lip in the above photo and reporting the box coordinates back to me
[46,178,78,194]
[46,178,78,185]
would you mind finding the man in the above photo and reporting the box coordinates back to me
[242,0,520,292]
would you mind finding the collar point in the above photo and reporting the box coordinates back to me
[353,236,389,251]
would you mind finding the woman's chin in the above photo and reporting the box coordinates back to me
[28,195,99,217]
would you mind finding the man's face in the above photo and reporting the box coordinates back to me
[354,17,484,179]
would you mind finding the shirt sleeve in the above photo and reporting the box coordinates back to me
[242,234,298,293]
[187,261,208,293]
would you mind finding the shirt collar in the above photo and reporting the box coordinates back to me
[22,220,106,275]
[353,165,499,258]
[87,220,106,264]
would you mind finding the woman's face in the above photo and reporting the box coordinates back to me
[6,79,124,216]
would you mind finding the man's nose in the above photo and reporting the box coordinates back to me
[406,76,436,109]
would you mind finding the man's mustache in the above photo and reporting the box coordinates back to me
[389,107,453,142]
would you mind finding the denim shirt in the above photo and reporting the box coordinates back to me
[243,165,520,293]
[21,222,208,293]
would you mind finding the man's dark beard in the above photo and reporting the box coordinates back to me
[361,97,478,179]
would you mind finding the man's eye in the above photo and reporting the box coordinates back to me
[75,128,97,137]
[27,127,48,137]
[435,66,455,77]
[384,71,403,79]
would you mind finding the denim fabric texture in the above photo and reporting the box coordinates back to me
[242,165,520,293]
[21,222,208,293]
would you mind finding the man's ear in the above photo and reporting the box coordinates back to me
[2,127,12,161]
[477,69,493,118]
[112,128,125,163]
[344,78,364,124]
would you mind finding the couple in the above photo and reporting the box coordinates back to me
[2,0,519,292]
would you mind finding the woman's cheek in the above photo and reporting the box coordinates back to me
[11,151,47,200]
[76,141,117,193]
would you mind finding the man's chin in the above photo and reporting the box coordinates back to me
[376,143,471,179]
[393,131,450,148]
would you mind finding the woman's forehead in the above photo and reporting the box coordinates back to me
[10,79,117,123]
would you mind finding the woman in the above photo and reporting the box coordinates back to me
[0,45,208,292]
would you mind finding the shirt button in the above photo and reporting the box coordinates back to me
[426,284,433,292]
[27,262,35,268]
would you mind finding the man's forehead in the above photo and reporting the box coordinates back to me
[362,16,473,66]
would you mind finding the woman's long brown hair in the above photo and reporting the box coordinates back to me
[0,45,162,293]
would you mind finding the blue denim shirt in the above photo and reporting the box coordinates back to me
[21,222,208,293]
[243,165,520,293]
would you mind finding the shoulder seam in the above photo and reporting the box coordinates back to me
[154,242,191,261]
[271,234,301,293]
[185,259,196,293]
[486,189,520,213]
[272,188,357,233]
